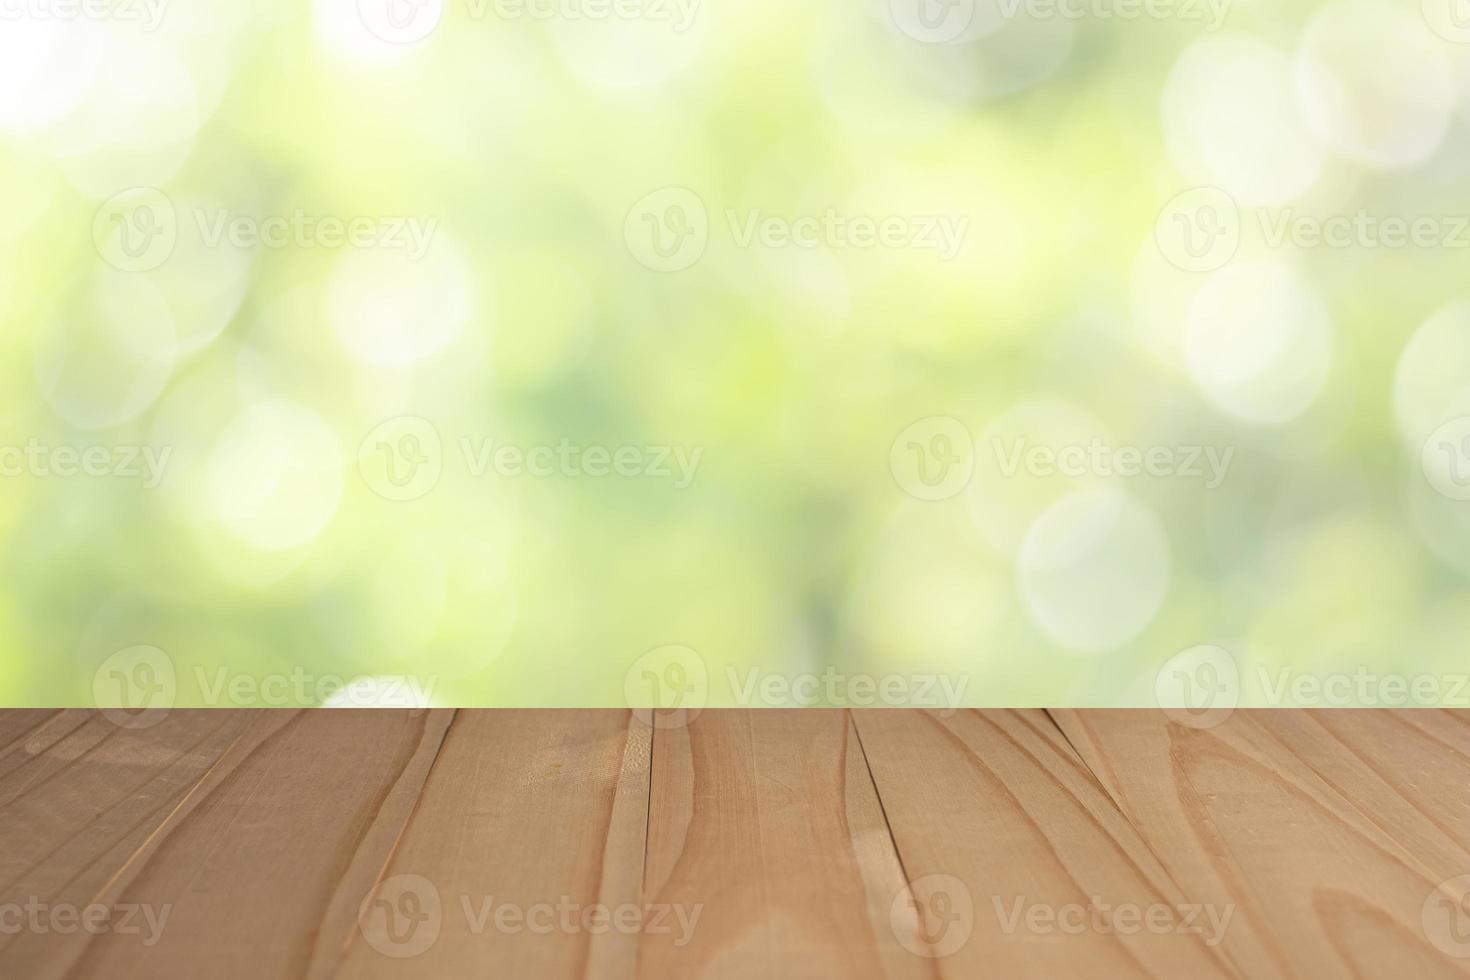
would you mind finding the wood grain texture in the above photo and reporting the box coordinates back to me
[3,709,454,980]
[855,709,1240,979]
[1,708,1467,980]
[1253,710,1470,860]
[1,709,260,976]
[639,709,923,980]
[334,709,651,980]
[1049,709,1470,979]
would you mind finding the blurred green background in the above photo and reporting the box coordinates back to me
[3,0,1470,710]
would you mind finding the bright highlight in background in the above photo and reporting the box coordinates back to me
[1,0,1470,710]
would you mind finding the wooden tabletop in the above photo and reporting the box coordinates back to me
[2,709,1468,978]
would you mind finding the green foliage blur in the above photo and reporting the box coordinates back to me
[2,0,1469,709]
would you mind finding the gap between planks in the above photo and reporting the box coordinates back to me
[2,709,1469,980]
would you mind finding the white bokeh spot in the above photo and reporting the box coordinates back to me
[1018,488,1171,655]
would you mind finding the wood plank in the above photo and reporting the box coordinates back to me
[638,709,924,980]
[0,707,1464,980]
[0,710,127,800]
[854,709,1241,979]
[333,709,651,980]
[1255,710,1470,859]
[1,708,453,980]
[0,708,262,971]
[0,710,70,758]
[1050,709,1470,979]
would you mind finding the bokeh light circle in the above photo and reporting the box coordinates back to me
[1296,1,1456,169]
[328,236,473,368]
[1163,36,1325,206]
[1017,488,1171,655]
[1394,301,1470,452]
[35,272,178,430]
[206,400,345,552]
[1184,262,1333,425]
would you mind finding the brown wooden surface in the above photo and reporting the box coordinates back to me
[1,709,1467,978]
